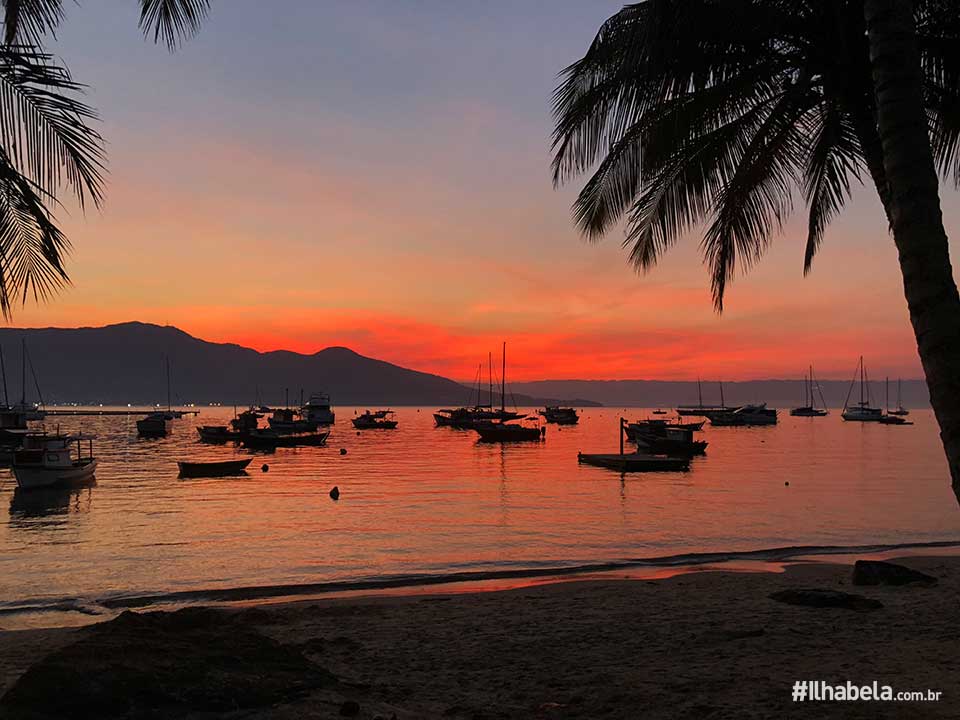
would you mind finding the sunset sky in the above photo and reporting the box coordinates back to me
[17,0,960,382]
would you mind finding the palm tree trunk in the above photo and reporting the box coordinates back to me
[866,0,960,504]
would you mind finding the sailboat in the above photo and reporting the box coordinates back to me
[841,357,883,421]
[888,378,909,416]
[473,342,544,442]
[434,352,522,429]
[677,378,730,417]
[790,366,829,417]
[879,377,913,425]
[11,339,46,420]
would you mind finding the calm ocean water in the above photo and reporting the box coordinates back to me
[2,406,959,625]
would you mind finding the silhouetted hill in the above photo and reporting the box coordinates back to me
[0,323,595,407]
[509,379,931,409]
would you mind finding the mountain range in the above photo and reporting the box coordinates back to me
[0,322,930,409]
[0,322,595,407]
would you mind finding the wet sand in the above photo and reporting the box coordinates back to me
[1,556,956,719]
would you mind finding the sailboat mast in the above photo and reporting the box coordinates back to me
[501,341,506,413]
[859,356,865,406]
[0,346,7,408]
[20,338,25,405]
[697,377,703,407]
[719,380,725,409]
[166,356,172,412]
[488,352,493,409]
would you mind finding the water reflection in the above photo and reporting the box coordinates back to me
[10,483,96,522]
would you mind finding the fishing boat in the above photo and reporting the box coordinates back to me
[577,418,690,472]
[709,404,777,426]
[13,434,97,489]
[196,425,241,443]
[888,378,910,416]
[230,409,261,433]
[136,412,169,437]
[677,379,731,417]
[177,458,252,478]
[268,407,318,434]
[352,410,398,429]
[302,392,335,425]
[842,357,883,421]
[539,406,579,425]
[790,366,829,417]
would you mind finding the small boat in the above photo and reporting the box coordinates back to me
[790,365,829,417]
[136,412,169,437]
[196,425,241,443]
[651,409,668,415]
[177,458,253,478]
[578,452,690,472]
[13,433,98,489]
[473,419,544,443]
[879,415,913,426]
[539,406,579,425]
[352,410,398,429]
[241,429,330,450]
[627,423,707,456]
[302,392,335,425]
[709,404,777,426]
[842,357,883,421]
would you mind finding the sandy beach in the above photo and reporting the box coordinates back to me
[0,555,955,719]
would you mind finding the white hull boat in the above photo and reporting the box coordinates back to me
[13,434,98,490]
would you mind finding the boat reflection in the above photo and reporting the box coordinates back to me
[9,482,96,520]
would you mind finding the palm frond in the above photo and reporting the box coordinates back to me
[0,44,105,210]
[1,0,64,45]
[802,103,862,273]
[139,0,210,50]
[0,147,69,317]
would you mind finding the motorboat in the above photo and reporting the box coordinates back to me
[626,423,707,456]
[196,425,241,442]
[352,410,398,429]
[13,433,97,489]
[268,407,318,434]
[473,418,544,443]
[241,429,330,450]
[539,406,579,425]
[302,392,335,425]
[709,404,777,426]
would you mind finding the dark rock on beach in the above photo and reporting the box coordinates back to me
[852,560,938,587]
[769,588,883,611]
[0,607,335,719]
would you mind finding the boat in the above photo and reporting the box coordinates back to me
[539,406,579,425]
[230,409,261,433]
[177,458,253,478]
[196,425,241,442]
[136,412,169,437]
[677,379,731,417]
[7,340,46,421]
[473,418,544,443]
[709,404,777,426]
[652,409,668,415]
[241,429,330,450]
[268,407,318,434]
[841,357,883,421]
[13,433,98,489]
[352,410,398,429]
[302,392,335,425]
[790,365,829,416]
[887,378,910,416]
[626,423,708,456]
[878,414,913,426]
[435,349,523,429]
[577,418,690,472]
